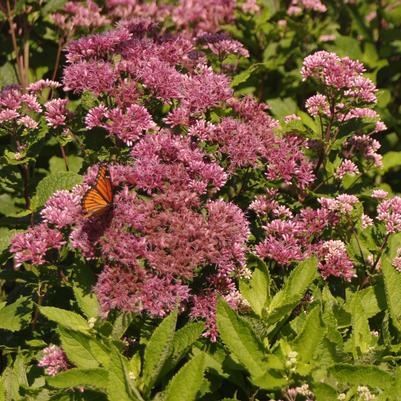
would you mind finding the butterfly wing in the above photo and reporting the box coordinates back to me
[95,164,113,204]
[82,165,113,217]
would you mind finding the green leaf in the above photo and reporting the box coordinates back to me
[382,255,401,331]
[161,322,205,377]
[49,155,83,174]
[112,313,135,339]
[41,0,68,15]
[58,327,100,369]
[41,306,89,332]
[47,369,108,390]
[266,257,317,324]
[164,353,206,401]
[216,298,265,377]
[142,311,177,394]
[0,63,18,87]
[292,305,325,362]
[349,293,374,356]
[239,255,270,316]
[31,172,82,210]
[312,383,338,401]
[267,97,297,119]
[73,265,100,319]
[382,151,401,174]
[0,296,31,332]
[328,364,393,390]
[231,64,259,88]
[107,350,139,401]
[0,228,18,254]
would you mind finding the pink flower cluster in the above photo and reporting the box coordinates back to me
[288,0,327,15]
[0,82,70,137]
[302,51,376,103]
[38,345,69,376]
[10,224,65,267]
[377,196,401,234]
[253,192,357,280]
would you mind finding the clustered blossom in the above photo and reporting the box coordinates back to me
[45,99,70,128]
[301,51,376,103]
[318,240,355,281]
[288,0,326,15]
[377,196,401,234]
[0,85,41,129]
[305,93,330,117]
[51,0,109,33]
[335,159,359,179]
[85,104,156,145]
[254,193,357,280]
[392,249,401,273]
[38,345,69,376]
[10,224,65,267]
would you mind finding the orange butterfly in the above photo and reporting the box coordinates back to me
[81,164,113,218]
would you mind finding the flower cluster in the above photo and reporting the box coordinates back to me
[38,345,69,376]
[253,193,357,280]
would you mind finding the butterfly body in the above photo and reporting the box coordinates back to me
[81,164,113,218]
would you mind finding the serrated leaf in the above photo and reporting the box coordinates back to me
[31,172,82,210]
[41,0,68,15]
[231,64,259,88]
[350,293,374,356]
[292,305,325,362]
[73,265,100,319]
[41,306,89,332]
[107,350,139,401]
[267,97,297,119]
[164,353,206,401]
[112,313,135,339]
[216,298,265,377]
[0,63,18,87]
[0,296,31,332]
[59,327,100,369]
[161,322,205,377]
[47,368,108,390]
[0,228,18,254]
[312,383,338,401]
[328,364,393,389]
[142,311,177,394]
[382,255,401,331]
[240,255,270,316]
[266,257,317,324]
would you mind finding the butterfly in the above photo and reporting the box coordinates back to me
[81,164,113,218]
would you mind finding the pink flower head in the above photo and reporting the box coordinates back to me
[66,28,132,63]
[361,214,373,229]
[305,94,330,117]
[10,224,65,267]
[301,51,377,103]
[41,187,84,228]
[63,61,116,95]
[38,345,69,376]
[45,99,70,128]
[318,240,355,281]
[17,115,39,129]
[284,114,301,123]
[377,196,401,234]
[392,249,401,272]
[51,0,109,32]
[94,264,190,316]
[85,104,156,145]
[0,109,19,123]
[372,189,388,199]
[319,194,359,215]
[335,159,359,179]
[27,79,61,93]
